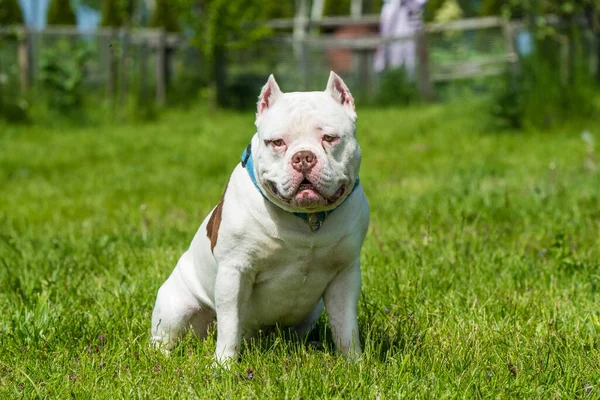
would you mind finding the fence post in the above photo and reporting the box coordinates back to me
[294,0,309,90]
[106,29,117,103]
[350,0,363,18]
[140,37,149,105]
[356,48,374,102]
[155,28,166,107]
[119,29,130,108]
[559,34,570,86]
[502,20,518,77]
[415,28,435,101]
[17,26,31,93]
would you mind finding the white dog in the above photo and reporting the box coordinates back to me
[151,72,369,364]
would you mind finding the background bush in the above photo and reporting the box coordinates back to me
[375,68,420,107]
[39,40,91,113]
[490,29,598,130]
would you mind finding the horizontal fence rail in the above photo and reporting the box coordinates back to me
[0,14,586,105]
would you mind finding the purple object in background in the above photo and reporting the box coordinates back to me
[374,0,428,76]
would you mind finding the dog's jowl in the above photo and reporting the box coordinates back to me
[151,72,370,364]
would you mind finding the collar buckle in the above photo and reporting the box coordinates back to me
[308,213,324,233]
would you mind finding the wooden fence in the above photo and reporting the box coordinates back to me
[273,15,519,100]
[0,25,184,106]
[0,16,546,105]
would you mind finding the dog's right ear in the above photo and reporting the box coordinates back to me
[257,74,282,118]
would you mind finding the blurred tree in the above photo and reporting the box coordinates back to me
[425,0,446,21]
[490,0,600,128]
[0,0,27,123]
[434,0,464,22]
[504,0,600,82]
[456,0,477,17]
[47,0,77,25]
[99,0,137,27]
[0,0,24,24]
[479,0,503,15]
[190,0,276,107]
[324,0,384,16]
[151,0,180,31]
[101,0,125,26]
[79,0,102,9]
[265,2,295,19]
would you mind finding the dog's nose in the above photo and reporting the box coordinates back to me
[291,150,317,172]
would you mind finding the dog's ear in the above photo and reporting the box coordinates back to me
[257,74,282,117]
[325,71,355,116]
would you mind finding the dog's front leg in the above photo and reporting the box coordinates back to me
[214,265,253,365]
[324,259,362,357]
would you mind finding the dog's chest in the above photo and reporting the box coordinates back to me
[247,236,351,326]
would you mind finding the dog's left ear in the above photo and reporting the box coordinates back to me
[325,71,356,117]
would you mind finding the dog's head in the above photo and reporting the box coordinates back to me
[251,72,360,213]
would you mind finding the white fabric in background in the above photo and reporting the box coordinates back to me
[374,0,428,75]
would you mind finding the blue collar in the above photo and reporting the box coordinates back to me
[241,143,360,232]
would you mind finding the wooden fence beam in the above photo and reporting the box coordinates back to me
[415,28,435,102]
[155,29,166,106]
[17,27,31,93]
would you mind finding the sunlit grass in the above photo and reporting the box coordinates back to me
[1,101,599,398]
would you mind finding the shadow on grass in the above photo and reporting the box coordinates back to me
[166,304,427,363]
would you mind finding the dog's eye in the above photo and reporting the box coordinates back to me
[322,135,337,143]
[271,139,285,147]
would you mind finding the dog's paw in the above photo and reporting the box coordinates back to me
[150,336,172,356]
[211,359,232,371]
[343,348,363,363]
[211,352,237,370]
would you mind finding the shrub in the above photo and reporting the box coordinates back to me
[226,72,265,110]
[0,32,29,123]
[375,67,420,106]
[150,0,180,32]
[489,33,597,130]
[47,0,77,25]
[39,40,90,112]
[0,0,23,24]
[100,0,123,27]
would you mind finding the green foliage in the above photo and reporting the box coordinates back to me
[490,49,597,129]
[502,0,600,20]
[39,41,90,112]
[47,0,77,25]
[79,0,103,9]
[196,0,273,55]
[264,2,295,19]
[0,32,28,123]
[2,104,600,397]
[167,57,209,107]
[0,0,23,24]
[455,0,478,17]
[100,0,124,26]
[425,0,446,21]
[150,0,180,32]
[99,0,135,27]
[427,0,486,20]
[185,0,276,106]
[374,67,420,106]
[488,1,600,129]
[479,0,504,16]
[434,0,464,22]
[324,0,384,16]
[0,63,29,123]
[226,72,267,110]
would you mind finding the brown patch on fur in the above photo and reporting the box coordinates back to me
[206,182,229,252]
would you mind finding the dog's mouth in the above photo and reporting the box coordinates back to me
[269,178,346,208]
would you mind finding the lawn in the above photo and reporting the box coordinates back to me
[1,101,599,398]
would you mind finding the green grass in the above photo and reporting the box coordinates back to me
[1,101,600,398]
